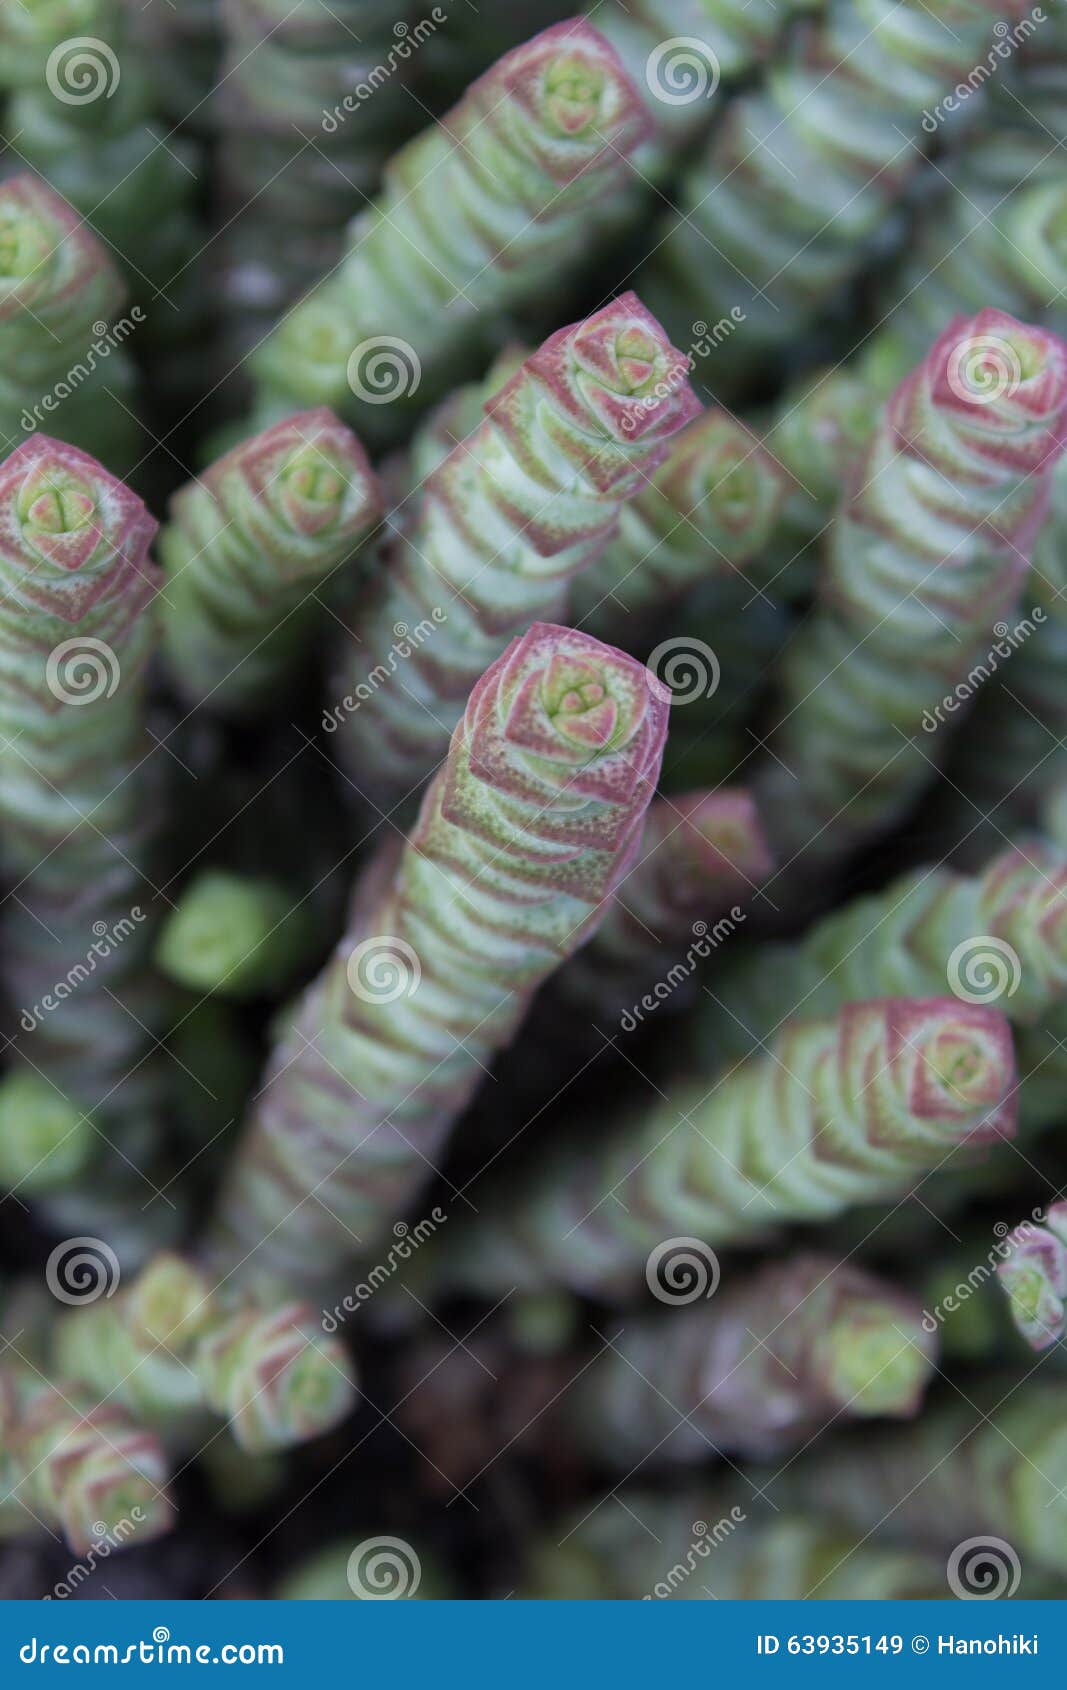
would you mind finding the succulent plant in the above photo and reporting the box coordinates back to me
[437,996,1018,1301]
[51,1252,357,1455]
[705,839,1067,1063]
[997,1202,1067,1350]
[574,1253,936,1464]
[756,311,1067,863]
[4,0,1067,1607]
[0,436,165,1197]
[641,0,1021,385]
[211,622,670,1285]
[159,408,382,714]
[780,1385,1067,1578]
[558,787,772,1016]
[0,174,138,468]
[250,21,654,433]
[569,408,793,638]
[329,293,697,801]
[0,1363,175,1555]
[0,1070,93,1195]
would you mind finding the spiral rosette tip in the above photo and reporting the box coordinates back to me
[506,292,700,457]
[844,998,1018,1151]
[452,623,669,846]
[241,1336,354,1455]
[0,173,124,329]
[125,1253,214,1350]
[208,408,379,548]
[31,1407,176,1556]
[199,1304,358,1455]
[0,435,157,614]
[696,417,790,536]
[0,1070,92,1193]
[997,1202,1067,1351]
[931,309,1067,457]
[684,789,774,886]
[902,999,1018,1143]
[819,1294,937,1420]
[509,20,652,158]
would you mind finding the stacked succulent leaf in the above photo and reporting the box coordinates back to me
[329,293,697,799]
[0,173,139,468]
[210,622,672,1284]
[642,0,1021,386]
[0,0,207,403]
[5,3,1067,1606]
[249,21,655,435]
[756,310,1067,865]
[0,435,165,1227]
